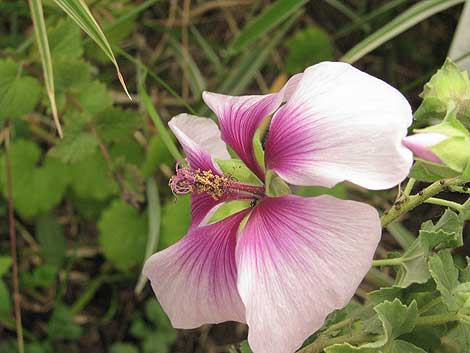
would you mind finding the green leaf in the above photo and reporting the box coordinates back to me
[394,239,431,288]
[109,343,139,353]
[229,0,308,54]
[428,250,460,311]
[28,0,62,136]
[48,304,83,340]
[328,299,420,352]
[50,131,98,163]
[159,195,191,250]
[375,299,419,341]
[69,152,117,200]
[94,108,142,142]
[53,0,130,97]
[419,209,464,249]
[216,159,262,185]
[36,214,66,267]
[415,58,470,125]
[49,111,99,163]
[0,139,70,218]
[0,59,41,123]
[48,18,83,59]
[0,256,12,277]
[98,199,148,271]
[285,26,334,74]
[53,58,92,92]
[385,209,464,288]
[77,80,113,114]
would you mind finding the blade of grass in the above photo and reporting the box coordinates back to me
[220,11,302,95]
[168,36,207,98]
[135,178,161,295]
[334,0,410,39]
[28,0,63,137]
[117,48,196,114]
[341,0,465,64]
[53,0,131,98]
[449,0,470,70]
[190,24,224,76]
[324,0,366,25]
[228,0,308,54]
[139,79,183,161]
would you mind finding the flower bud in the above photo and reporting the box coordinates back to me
[402,133,448,164]
[404,114,470,177]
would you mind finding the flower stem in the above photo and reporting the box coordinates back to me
[403,177,416,197]
[4,123,25,353]
[381,177,465,227]
[425,197,464,212]
[372,257,403,267]
[416,312,459,326]
[298,333,374,353]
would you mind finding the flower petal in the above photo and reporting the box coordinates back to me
[143,210,250,328]
[402,133,448,164]
[191,193,226,227]
[236,195,381,353]
[169,113,230,171]
[202,74,301,179]
[265,61,413,190]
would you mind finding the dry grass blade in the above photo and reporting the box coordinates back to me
[53,0,131,99]
[28,0,63,138]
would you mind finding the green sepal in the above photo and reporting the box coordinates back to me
[207,200,251,224]
[216,159,262,186]
[414,58,470,126]
[413,113,470,178]
[265,170,290,197]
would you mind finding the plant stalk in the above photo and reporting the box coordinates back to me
[5,124,25,353]
[381,177,465,227]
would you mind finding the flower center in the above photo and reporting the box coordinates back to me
[169,162,264,201]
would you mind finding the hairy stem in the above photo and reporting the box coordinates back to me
[371,257,403,267]
[5,124,25,353]
[381,177,465,227]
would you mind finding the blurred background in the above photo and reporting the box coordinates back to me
[0,0,468,352]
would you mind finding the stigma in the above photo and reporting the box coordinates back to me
[169,161,265,201]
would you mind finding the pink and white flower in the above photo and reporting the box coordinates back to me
[144,62,413,353]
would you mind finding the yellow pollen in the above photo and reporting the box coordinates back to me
[193,169,232,200]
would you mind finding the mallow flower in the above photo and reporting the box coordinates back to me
[143,62,413,353]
